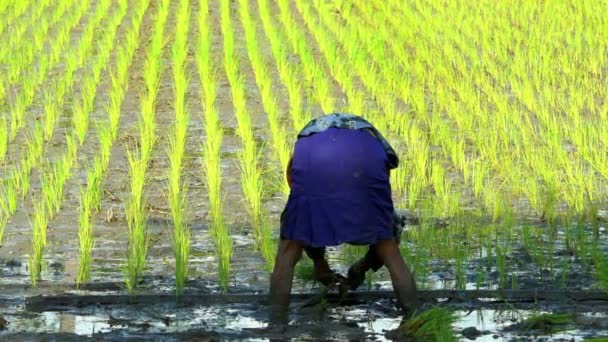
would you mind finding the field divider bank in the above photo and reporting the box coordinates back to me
[23,289,608,312]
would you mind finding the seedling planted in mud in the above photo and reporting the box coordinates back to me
[28,202,49,287]
[77,186,94,286]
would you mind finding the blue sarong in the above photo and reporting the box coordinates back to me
[280,127,395,247]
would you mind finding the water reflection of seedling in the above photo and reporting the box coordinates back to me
[512,313,575,334]
[592,248,608,293]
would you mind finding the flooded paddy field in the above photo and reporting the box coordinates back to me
[1,0,608,340]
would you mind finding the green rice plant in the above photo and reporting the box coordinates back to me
[0,210,6,244]
[294,257,315,284]
[167,181,191,296]
[592,248,608,293]
[123,149,149,293]
[0,116,7,160]
[14,162,31,201]
[96,122,113,171]
[396,307,457,341]
[1,178,17,217]
[77,186,94,287]
[105,75,125,141]
[86,159,104,212]
[123,193,149,294]
[72,94,89,146]
[28,202,48,287]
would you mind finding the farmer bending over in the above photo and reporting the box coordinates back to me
[269,113,418,322]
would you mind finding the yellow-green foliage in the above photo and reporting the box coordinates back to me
[3,0,608,297]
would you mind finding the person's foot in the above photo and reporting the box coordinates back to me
[312,260,337,286]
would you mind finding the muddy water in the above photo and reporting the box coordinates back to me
[2,290,608,340]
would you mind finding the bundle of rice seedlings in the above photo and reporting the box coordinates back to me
[395,307,457,341]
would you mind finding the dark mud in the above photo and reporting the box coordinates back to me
[2,283,608,340]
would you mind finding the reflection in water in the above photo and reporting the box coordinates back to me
[38,312,111,336]
[5,305,606,339]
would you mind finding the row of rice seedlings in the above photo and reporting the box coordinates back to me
[371,0,507,214]
[352,2,508,280]
[341,2,428,200]
[257,0,306,134]
[0,1,34,37]
[221,0,260,288]
[303,0,420,203]
[77,0,146,287]
[296,0,369,117]
[275,0,335,117]
[0,0,111,248]
[7,0,93,141]
[372,0,528,219]
[401,0,605,222]
[303,2,416,206]
[2,0,71,85]
[238,0,290,193]
[0,0,57,107]
[0,116,7,162]
[167,0,192,296]
[305,0,390,130]
[196,0,232,292]
[314,1,426,207]
[411,1,569,220]
[237,0,284,270]
[29,0,126,286]
[0,0,52,68]
[123,0,170,294]
[29,136,77,286]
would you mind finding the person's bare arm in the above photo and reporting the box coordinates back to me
[286,156,293,187]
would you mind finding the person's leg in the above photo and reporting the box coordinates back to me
[348,211,404,289]
[373,239,418,314]
[304,246,336,286]
[269,239,303,324]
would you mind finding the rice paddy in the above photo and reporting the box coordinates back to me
[0,0,607,339]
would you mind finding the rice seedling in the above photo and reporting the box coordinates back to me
[395,307,457,341]
[196,0,234,291]
[513,313,575,333]
[28,202,48,287]
[592,248,608,293]
[0,116,7,161]
[77,186,94,287]
[167,0,192,297]
[122,0,168,294]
